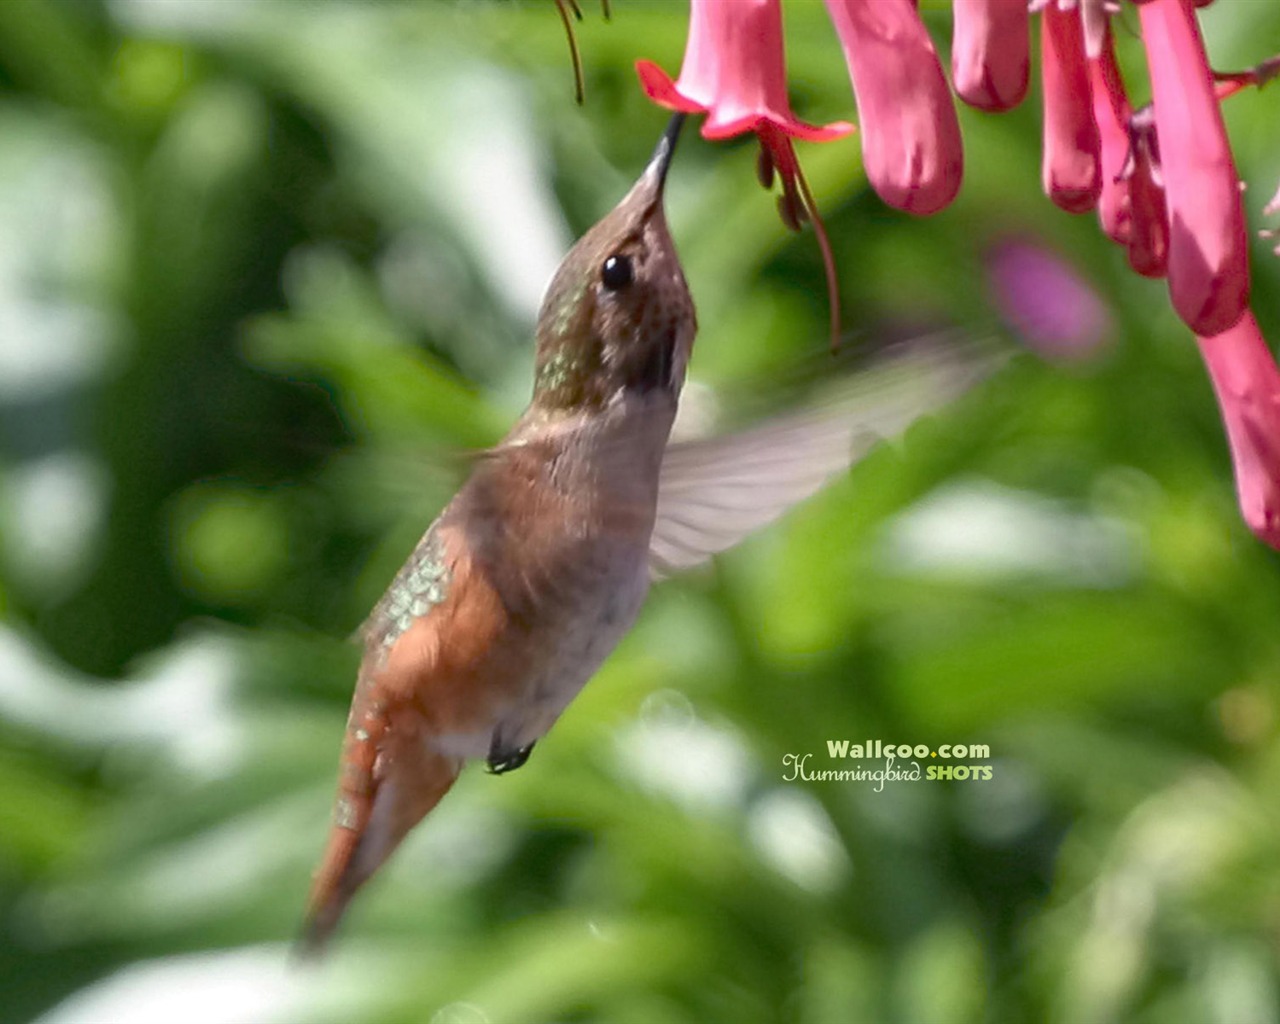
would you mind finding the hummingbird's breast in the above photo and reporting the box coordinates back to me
[368,395,678,762]
[459,398,675,753]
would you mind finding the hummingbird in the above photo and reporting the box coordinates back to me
[303,114,996,950]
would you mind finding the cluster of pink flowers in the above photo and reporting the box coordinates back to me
[634,0,1280,551]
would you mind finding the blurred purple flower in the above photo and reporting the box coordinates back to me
[986,239,1111,361]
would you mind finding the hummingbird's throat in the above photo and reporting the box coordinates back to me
[535,348,593,401]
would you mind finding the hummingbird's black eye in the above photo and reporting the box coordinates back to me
[600,254,633,291]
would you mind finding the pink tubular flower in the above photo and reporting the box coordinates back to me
[1087,32,1131,244]
[1040,2,1100,214]
[1138,0,1249,336]
[1196,311,1280,550]
[824,0,963,215]
[636,0,852,344]
[635,0,850,147]
[951,0,1030,113]
[626,0,1280,549]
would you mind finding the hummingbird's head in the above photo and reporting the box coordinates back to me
[532,115,696,414]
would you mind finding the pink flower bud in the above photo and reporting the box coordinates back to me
[1196,310,1280,550]
[1138,0,1249,335]
[1087,34,1132,244]
[1040,2,1101,213]
[1127,147,1170,278]
[824,0,964,215]
[951,0,1030,112]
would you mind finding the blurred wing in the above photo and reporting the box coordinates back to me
[648,337,1003,578]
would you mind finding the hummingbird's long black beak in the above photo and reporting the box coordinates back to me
[643,113,686,195]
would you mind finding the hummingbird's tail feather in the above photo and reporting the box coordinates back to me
[300,682,462,956]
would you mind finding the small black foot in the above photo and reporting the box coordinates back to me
[487,740,536,775]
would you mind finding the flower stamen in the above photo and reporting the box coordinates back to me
[793,158,842,354]
[553,0,586,105]
[1261,179,1280,257]
[757,145,776,191]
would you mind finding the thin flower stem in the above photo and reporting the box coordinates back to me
[1213,54,1280,98]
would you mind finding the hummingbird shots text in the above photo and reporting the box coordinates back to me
[781,739,994,792]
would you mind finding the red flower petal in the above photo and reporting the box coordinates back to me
[635,59,707,115]
[951,0,1030,113]
[1196,310,1280,550]
[704,115,852,145]
[1040,2,1101,213]
[824,0,964,215]
[1139,0,1249,335]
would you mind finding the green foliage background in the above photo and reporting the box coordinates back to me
[2,1,1279,1022]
